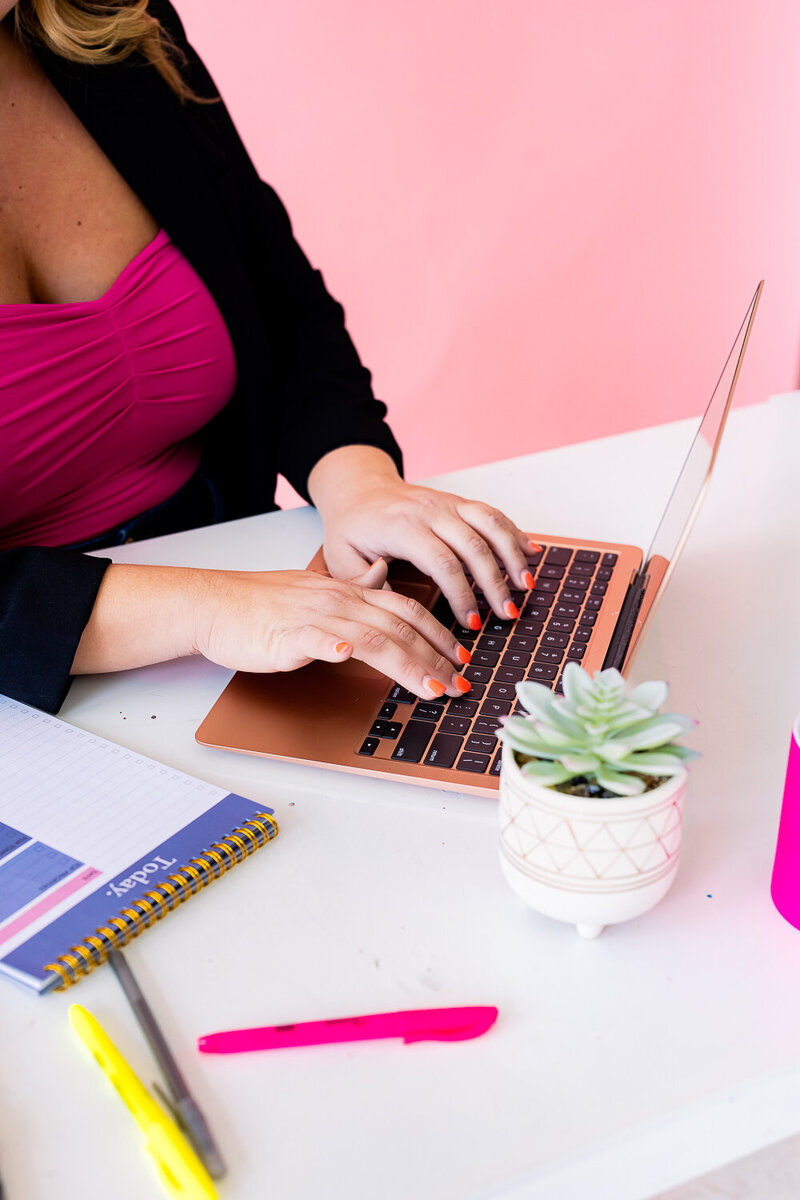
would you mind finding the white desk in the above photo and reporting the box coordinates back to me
[1,397,798,1200]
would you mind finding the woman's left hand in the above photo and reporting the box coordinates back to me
[307,446,537,630]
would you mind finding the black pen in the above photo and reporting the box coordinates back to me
[108,948,226,1180]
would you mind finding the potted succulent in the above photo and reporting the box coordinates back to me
[496,662,698,938]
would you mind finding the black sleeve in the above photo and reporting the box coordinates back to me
[152,0,404,499]
[0,548,110,713]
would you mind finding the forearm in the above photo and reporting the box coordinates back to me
[70,563,202,675]
[307,445,401,517]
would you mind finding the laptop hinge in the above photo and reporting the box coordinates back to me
[602,571,647,673]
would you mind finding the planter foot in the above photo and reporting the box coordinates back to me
[576,922,604,939]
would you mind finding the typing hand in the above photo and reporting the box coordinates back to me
[308,447,535,630]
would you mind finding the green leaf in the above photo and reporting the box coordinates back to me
[514,681,556,720]
[622,752,686,774]
[595,739,633,762]
[560,752,601,774]
[520,760,573,786]
[561,662,593,706]
[532,721,580,748]
[616,715,695,750]
[595,766,647,796]
[628,680,669,712]
[539,705,590,743]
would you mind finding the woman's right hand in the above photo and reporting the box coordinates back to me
[190,559,471,700]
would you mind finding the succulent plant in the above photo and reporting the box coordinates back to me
[497,661,698,797]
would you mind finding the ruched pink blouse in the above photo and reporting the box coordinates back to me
[0,228,237,549]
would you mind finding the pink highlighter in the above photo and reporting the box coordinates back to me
[197,1006,498,1054]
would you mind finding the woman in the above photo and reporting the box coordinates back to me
[0,0,537,714]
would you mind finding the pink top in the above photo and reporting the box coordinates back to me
[0,229,237,549]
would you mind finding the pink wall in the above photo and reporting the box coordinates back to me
[180,1,800,505]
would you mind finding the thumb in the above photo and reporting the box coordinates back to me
[350,556,389,590]
[324,541,388,589]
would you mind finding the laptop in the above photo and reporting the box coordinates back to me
[196,283,762,796]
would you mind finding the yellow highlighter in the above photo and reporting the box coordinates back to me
[69,1004,217,1200]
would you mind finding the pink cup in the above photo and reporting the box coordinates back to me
[771,714,800,929]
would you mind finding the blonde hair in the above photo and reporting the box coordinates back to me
[13,0,210,104]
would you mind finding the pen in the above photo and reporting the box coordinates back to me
[198,1005,499,1053]
[69,1004,216,1200]
[108,948,225,1181]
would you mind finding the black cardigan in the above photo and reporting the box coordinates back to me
[0,0,403,714]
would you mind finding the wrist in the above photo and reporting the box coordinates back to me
[307,445,401,515]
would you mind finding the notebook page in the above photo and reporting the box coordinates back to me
[0,696,250,964]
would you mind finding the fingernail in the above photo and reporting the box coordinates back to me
[467,611,482,631]
[335,641,351,654]
[528,540,542,552]
[456,645,472,664]
[424,677,446,698]
[504,600,520,619]
[523,571,535,590]
[454,675,472,694]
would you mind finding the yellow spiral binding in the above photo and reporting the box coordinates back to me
[43,811,278,990]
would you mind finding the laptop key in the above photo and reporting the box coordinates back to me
[466,733,498,755]
[535,647,564,664]
[485,618,515,636]
[448,697,479,717]
[392,720,435,763]
[542,632,568,649]
[525,547,544,566]
[456,752,491,774]
[517,619,544,636]
[528,663,558,681]
[567,643,586,660]
[474,716,502,736]
[465,665,492,684]
[569,562,595,577]
[539,564,565,580]
[452,624,479,641]
[488,681,516,701]
[502,649,531,668]
[535,579,559,593]
[480,698,511,718]
[412,702,446,722]
[554,603,580,619]
[602,552,618,567]
[358,737,380,756]
[476,635,506,653]
[560,589,586,606]
[523,594,553,612]
[424,732,463,769]
[387,685,416,704]
[575,550,600,563]
[509,635,537,652]
[490,750,503,776]
[472,650,499,668]
[547,617,574,634]
[563,578,588,593]
[591,582,608,596]
[441,715,470,736]
[369,720,402,739]
[585,596,604,611]
[495,665,525,684]
[545,547,572,566]
[596,567,613,581]
[572,626,592,642]
[378,702,397,720]
[578,611,597,627]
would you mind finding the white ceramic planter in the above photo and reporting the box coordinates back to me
[498,742,687,938]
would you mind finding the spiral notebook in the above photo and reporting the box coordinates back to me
[0,695,278,994]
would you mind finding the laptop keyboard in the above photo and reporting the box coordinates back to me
[356,544,618,776]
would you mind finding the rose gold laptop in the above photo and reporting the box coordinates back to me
[196,284,762,796]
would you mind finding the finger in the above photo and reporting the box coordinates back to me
[430,515,519,621]
[350,557,389,589]
[395,528,484,629]
[455,501,536,595]
[274,624,354,672]
[365,584,469,669]
[333,612,472,701]
[324,540,376,581]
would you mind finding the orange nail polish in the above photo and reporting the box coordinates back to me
[467,612,482,631]
[523,571,535,590]
[335,641,351,654]
[454,676,472,694]
[528,540,543,552]
[456,645,472,664]
[504,600,520,619]
[425,677,446,698]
